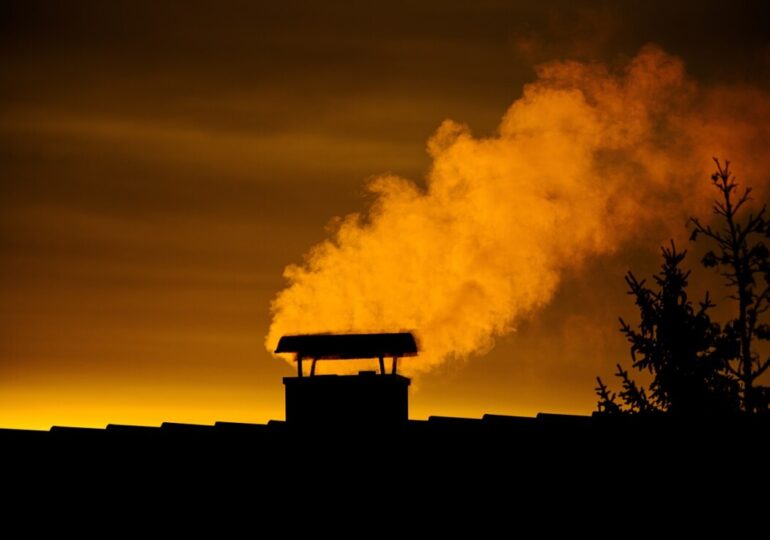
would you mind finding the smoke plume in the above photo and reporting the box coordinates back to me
[266,45,770,374]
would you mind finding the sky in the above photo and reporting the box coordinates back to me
[2,1,770,429]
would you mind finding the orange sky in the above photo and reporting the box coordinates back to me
[2,1,770,430]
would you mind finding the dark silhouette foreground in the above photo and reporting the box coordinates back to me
[4,365,769,506]
[4,409,768,477]
[6,415,765,523]
[598,160,770,415]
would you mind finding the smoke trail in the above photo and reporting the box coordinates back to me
[266,45,770,374]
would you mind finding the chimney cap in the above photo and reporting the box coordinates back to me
[275,332,417,360]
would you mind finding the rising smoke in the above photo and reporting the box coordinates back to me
[266,45,770,374]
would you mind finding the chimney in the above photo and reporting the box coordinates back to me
[275,333,417,429]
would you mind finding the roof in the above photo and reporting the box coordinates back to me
[274,332,418,359]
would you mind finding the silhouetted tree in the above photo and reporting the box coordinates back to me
[598,160,770,416]
[690,159,770,412]
[594,377,622,415]
[596,242,739,416]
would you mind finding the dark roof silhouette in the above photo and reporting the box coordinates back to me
[275,332,417,359]
[4,413,754,513]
